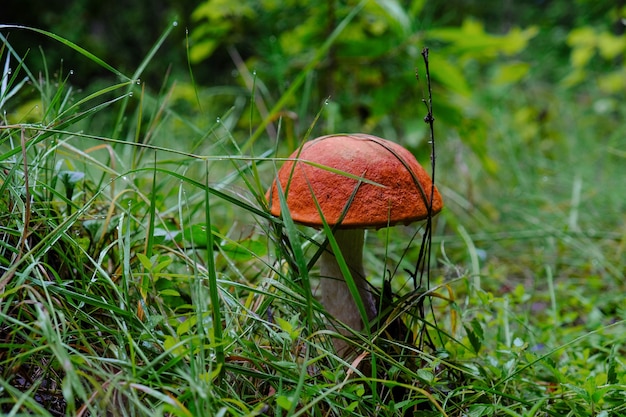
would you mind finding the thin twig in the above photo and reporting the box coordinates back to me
[408,47,441,350]
[421,47,437,206]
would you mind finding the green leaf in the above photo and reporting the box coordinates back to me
[597,31,626,60]
[493,62,531,85]
[417,369,435,385]
[598,69,626,94]
[500,26,539,55]
[190,39,221,63]
[136,253,153,270]
[275,316,302,341]
[163,335,187,356]
[567,26,597,48]
[345,401,359,412]
[220,237,268,262]
[465,318,484,354]
[429,54,471,97]
[177,315,197,336]
[571,45,595,68]
[182,223,220,249]
[275,316,293,334]
[276,394,295,410]
[159,289,181,297]
[467,404,494,417]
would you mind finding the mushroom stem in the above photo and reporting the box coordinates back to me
[319,229,377,354]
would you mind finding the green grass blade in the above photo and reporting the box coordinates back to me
[0,24,127,80]
[204,161,225,384]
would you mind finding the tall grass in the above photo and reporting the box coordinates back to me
[1,19,625,417]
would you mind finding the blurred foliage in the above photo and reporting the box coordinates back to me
[186,0,622,169]
[185,0,543,179]
[564,23,626,92]
[2,0,624,162]
[2,0,198,86]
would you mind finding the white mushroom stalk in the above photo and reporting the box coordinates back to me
[319,229,377,353]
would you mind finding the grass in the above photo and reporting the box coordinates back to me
[1,21,625,417]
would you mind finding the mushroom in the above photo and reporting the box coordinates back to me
[266,133,443,355]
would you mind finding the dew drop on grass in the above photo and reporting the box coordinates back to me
[136,79,141,85]
[69,70,74,75]
[216,117,221,124]
[172,21,178,27]
[252,69,257,77]
[128,92,133,97]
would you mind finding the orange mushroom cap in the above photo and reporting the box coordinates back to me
[266,134,443,229]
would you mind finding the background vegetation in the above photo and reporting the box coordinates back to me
[1,0,625,415]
